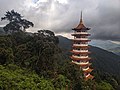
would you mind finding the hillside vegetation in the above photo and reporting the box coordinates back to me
[0,10,120,90]
[0,31,119,90]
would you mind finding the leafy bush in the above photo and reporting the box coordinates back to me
[0,64,55,90]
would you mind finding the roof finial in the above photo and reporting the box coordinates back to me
[81,11,82,20]
[80,11,83,24]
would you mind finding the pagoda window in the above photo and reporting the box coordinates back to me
[84,73,89,76]
[81,54,83,56]
[76,36,80,38]
[81,30,86,32]
[81,54,87,56]
[81,36,86,38]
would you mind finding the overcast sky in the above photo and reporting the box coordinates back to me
[0,0,120,41]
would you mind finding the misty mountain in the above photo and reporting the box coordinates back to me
[90,40,119,49]
[108,47,120,56]
[90,40,120,56]
[57,35,120,75]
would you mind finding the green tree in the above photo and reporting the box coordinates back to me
[0,48,14,64]
[96,81,114,90]
[0,64,55,90]
[0,36,14,64]
[52,74,70,90]
[1,10,34,33]
[31,30,60,76]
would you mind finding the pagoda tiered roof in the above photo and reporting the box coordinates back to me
[83,68,93,73]
[71,61,92,66]
[72,12,90,30]
[85,74,94,81]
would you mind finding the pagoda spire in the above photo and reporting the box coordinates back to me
[73,11,90,30]
[80,11,83,24]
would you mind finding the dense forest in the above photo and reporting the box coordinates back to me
[0,10,120,90]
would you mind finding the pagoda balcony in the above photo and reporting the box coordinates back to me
[83,68,93,73]
[85,74,94,81]
[73,50,88,52]
[72,61,90,65]
[73,44,88,46]
[73,39,91,42]
[85,74,90,77]
[71,50,91,54]
[74,32,88,34]
[80,63,92,66]
[74,38,88,40]
[72,33,90,36]
[83,67,93,72]
[72,45,90,48]
[72,55,88,58]
[73,40,91,42]
[83,67,89,71]
[71,56,91,61]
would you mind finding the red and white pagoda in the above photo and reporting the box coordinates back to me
[70,12,94,81]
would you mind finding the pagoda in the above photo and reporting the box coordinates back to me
[70,12,94,81]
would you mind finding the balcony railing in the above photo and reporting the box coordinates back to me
[73,50,88,52]
[74,32,88,34]
[72,61,89,65]
[83,67,89,71]
[85,74,90,77]
[72,55,88,58]
[74,38,88,40]
[73,44,88,46]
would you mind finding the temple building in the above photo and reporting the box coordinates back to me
[70,12,94,81]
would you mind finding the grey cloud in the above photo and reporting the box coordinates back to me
[90,0,120,41]
[0,0,120,41]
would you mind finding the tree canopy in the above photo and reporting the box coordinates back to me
[1,10,34,33]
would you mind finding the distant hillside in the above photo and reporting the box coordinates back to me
[90,40,119,49]
[90,40,120,56]
[57,35,72,50]
[0,27,4,34]
[57,35,120,75]
[108,47,120,56]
